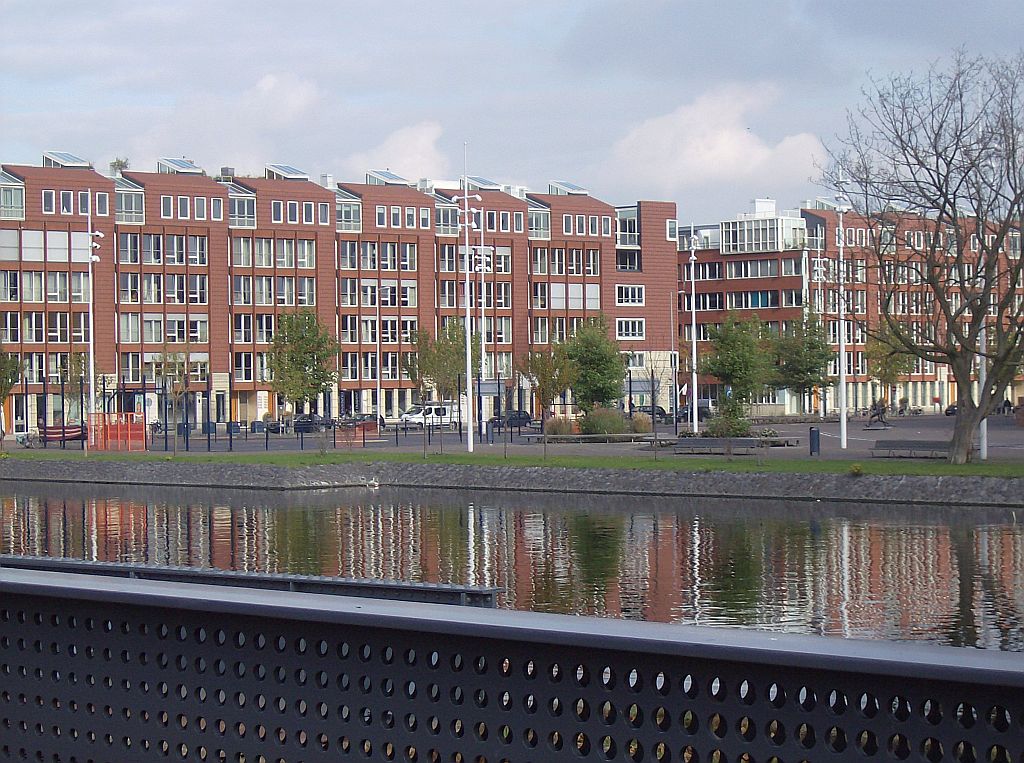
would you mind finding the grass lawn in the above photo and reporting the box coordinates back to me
[2,447,1023,478]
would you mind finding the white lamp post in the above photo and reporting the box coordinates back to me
[452,184,481,453]
[85,188,103,455]
[689,227,699,434]
[470,209,491,439]
[835,197,850,449]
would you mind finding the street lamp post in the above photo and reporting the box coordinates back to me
[689,227,699,434]
[835,198,849,449]
[452,179,481,453]
[85,188,103,455]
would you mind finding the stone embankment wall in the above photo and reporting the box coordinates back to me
[0,459,1020,508]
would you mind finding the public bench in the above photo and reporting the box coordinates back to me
[674,436,760,455]
[870,439,955,458]
[39,424,87,443]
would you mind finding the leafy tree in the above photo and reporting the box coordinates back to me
[564,317,624,413]
[516,344,576,459]
[865,323,917,409]
[827,52,1024,462]
[414,321,475,402]
[701,312,774,404]
[0,352,20,450]
[268,311,339,414]
[772,311,835,413]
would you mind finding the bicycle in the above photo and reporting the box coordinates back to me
[15,432,40,448]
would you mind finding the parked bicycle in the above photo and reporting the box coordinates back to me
[15,432,40,448]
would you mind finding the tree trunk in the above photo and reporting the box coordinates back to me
[948,376,986,464]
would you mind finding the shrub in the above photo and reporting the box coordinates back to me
[630,412,652,433]
[579,407,628,435]
[544,416,575,435]
[758,427,779,438]
[706,398,751,437]
[849,462,864,477]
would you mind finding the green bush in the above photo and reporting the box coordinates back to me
[705,398,751,437]
[849,462,864,477]
[544,416,575,435]
[630,412,653,433]
[580,407,628,435]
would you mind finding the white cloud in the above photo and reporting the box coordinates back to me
[603,84,823,199]
[341,121,450,180]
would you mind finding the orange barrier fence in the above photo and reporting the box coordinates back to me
[88,413,146,451]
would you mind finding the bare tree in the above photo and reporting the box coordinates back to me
[826,52,1024,463]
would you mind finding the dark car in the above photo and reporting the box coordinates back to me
[944,404,957,416]
[489,410,533,428]
[353,413,385,431]
[678,402,715,422]
[636,405,671,423]
[293,413,330,433]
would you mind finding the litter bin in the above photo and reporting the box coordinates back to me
[809,426,820,456]
[250,421,265,433]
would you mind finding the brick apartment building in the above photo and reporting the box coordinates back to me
[0,152,679,433]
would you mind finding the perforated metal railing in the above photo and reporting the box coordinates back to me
[1,567,1022,763]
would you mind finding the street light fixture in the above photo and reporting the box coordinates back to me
[688,227,699,434]
[835,191,850,450]
[469,208,492,440]
[452,187,481,453]
[85,189,103,455]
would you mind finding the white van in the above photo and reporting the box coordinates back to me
[399,402,459,429]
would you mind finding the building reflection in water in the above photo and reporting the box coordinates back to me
[1,490,1021,651]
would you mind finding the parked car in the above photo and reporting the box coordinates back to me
[293,413,330,433]
[635,405,671,423]
[488,410,533,428]
[678,401,716,422]
[944,404,958,416]
[353,413,385,431]
[399,402,457,429]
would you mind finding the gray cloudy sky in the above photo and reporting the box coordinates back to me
[2,0,1020,221]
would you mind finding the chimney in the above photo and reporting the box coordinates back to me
[320,173,335,190]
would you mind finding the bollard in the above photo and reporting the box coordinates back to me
[809,426,820,456]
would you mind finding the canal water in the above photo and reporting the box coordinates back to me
[1,483,1021,651]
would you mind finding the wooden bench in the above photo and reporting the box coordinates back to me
[674,437,760,455]
[870,439,954,458]
[39,425,87,443]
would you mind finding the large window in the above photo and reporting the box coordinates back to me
[616,285,645,306]
[615,318,645,340]
[616,250,642,272]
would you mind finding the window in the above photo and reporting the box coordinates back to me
[514,211,524,233]
[165,235,185,266]
[685,292,725,311]
[297,239,316,268]
[0,271,19,302]
[585,249,600,276]
[528,210,550,239]
[401,318,418,344]
[436,207,459,236]
[531,248,547,275]
[493,248,510,274]
[211,197,223,221]
[22,272,43,302]
[142,274,162,304]
[187,235,207,267]
[143,315,163,344]
[119,232,140,264]
[302,201,314,224]
[232,237,252,267]
[726,259,778,279]
[177,196,189,219]
[120,352,141,383]
[380,281,398,307]
[400,243,417,271]
[119,272,140,304]
[271,200,284,224]
[59,191,74,215]
[118,313,140,343]
[781,257,802,276]
[616,285,645,306]
[532,282,548,309]
[95,192,109,216]
[568,249,584,275]
[726,290,779,309]
[666,219,678,241]
[229,197,256,227]
[360,242,377,270]
[341,352,358,380]
[287,201,299,224]
[501,211,512,232]
[360,317,377,344]
[143,234,162,264]
[602,216,612,237]
[232,275,252,305]
[439,280,457,308]
[340,278,357,307]
[616,318,645,340]
[254,238,273,267]
[562,214,572,235]
[163,274,185,307]
[194,197,207,220]
[275,239,295,268]
[380,242,398,271]
[616,250,642,271]
[116,191,145,223]
[486,210,497,232]
[256,314,274,343]
[362,352,378,381]
[22,312,44,342]
[419,207,431,229]
[275,276,295,305]
[551,248,565,275]
[189,315,208,343]
[390,206,401,228]
[70,272,90,303]
[318,202,330,225]
[297,277,316,306]
[234,352,253,382]
[781,289,803,307]
[404,207,416,228]
[533,317,549,344]
[340,315,358,343]
[400,281,417,308]
[46,272,68,302]
[187,274,208,304]
[74,190,88,215]
[337,202,361,232]
[376,206,387,227]
[42,190,55,215]
[45,312,69,343]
